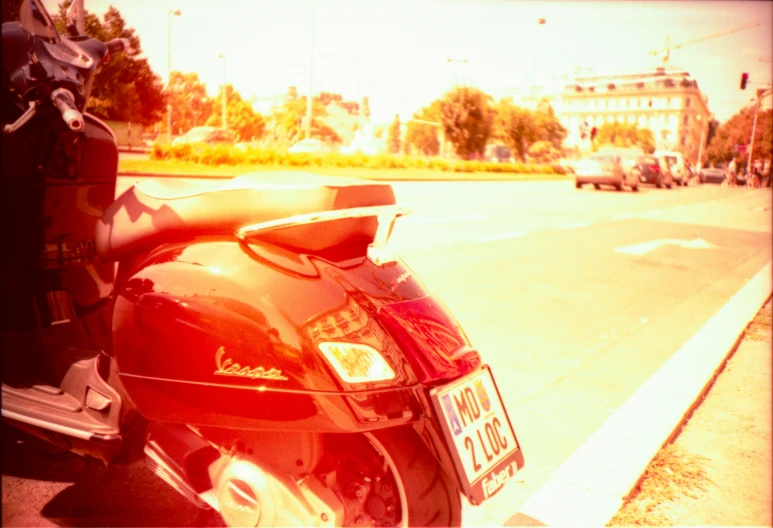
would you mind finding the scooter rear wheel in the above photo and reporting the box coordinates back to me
[327,426,462,527]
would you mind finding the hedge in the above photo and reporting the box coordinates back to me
[151,143,566,175]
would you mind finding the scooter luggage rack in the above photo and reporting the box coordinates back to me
[235,205,412,266]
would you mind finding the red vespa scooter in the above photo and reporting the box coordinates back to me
[1,1,524,525]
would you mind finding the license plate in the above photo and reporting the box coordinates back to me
[430,366,524,505]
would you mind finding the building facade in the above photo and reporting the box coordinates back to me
[556,67,712,164]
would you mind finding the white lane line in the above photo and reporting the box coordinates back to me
[615,238,716,255]
[560,222,591,230]
[402,214,489,226]
[477,231,527,243]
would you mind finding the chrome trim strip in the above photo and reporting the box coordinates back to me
[117,372,420,396]
[236,205,412,266]
[1,408,94,441]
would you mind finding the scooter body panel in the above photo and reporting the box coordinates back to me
[112,236,478,433]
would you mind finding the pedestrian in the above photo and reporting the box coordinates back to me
[728,158,737,186]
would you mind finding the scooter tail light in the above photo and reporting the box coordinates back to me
[318,342,396,383]
[378,296,482,384]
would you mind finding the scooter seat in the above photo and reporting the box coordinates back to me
[96,171,396,261]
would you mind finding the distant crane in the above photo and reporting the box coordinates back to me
[649,23,761,65]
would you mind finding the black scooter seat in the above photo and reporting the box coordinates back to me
[96,172,396,261]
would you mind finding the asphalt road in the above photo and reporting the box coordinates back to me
[3,177,771,527]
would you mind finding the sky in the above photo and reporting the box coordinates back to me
[42,0,773,124]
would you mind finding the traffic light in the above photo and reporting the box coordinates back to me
[591,127,598,141]
[740,72,749,90]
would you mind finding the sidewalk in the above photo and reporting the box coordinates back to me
[609,299,772,526]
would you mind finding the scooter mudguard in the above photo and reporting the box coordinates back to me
[112,236,481,434]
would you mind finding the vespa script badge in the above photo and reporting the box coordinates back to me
[214,347,288,381]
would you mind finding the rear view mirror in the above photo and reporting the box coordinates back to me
[65,0,84,37]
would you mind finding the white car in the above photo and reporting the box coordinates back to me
[288,138,330,154]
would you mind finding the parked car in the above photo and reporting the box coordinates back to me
[700,167,727,184]
[289,138,332,154]
[172,126,235,146]
[629,155,668,187]
[574,153,639,191]
[485,144,515,163]
[654,150,688,186]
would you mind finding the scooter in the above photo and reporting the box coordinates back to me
[1,1,524,525]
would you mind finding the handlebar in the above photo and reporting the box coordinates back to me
[51,88,84,131]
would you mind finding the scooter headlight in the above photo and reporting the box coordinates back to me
[318,342,395,383]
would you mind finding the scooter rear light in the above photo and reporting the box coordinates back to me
[378,296,482,384]
[318,342,396,383]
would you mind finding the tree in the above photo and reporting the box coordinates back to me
[166,72,214,135]
[533,103,567,150]
[404,101,442,156]
[493,99,537,162]
[52,2,165,126]
[439,87,494,160]
[705,118,721,149]
[706,107,772,165]
[205,85,265,141]
[270,96,341,145]
[388,114,401,154]
[527,140,561,163]
[595,122,655,154]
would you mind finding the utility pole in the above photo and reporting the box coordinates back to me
[218,54,227,130]
[305,0,317,140]
[447,58,468,87]
[696,118,706,171]
[746,87,770,175]
[532,17,546,86]
[167,9,181,137]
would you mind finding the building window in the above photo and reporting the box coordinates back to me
[685,97,691,108]
[683,114,689,125]
[680,136,686,146]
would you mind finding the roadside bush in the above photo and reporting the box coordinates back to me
[149,143,566,175]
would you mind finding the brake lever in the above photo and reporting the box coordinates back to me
[3,101,38,134]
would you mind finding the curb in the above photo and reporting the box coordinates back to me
[507,261,773,527]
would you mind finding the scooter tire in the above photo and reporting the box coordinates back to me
[367,426,462,527]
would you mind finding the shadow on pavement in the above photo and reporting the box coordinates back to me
[2,424,224,527]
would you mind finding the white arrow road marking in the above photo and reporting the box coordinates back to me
[615,238,717,256]
[477,231,527,243]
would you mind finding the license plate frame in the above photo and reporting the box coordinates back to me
[429,365,524,505]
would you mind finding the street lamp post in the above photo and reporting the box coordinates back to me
[218,54,227,130]
[167,8,181,137]
[532,17,546,87]
[446,58,468,87]
[305,0,316,140]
